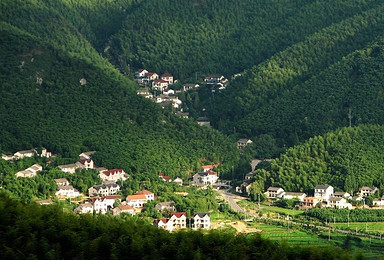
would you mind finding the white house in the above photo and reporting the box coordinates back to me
[90,195,121,214]
[154,218,174,232]
[192,171,219,186]
[373,196,384,207]
[112,205,135,216]
[135,69,148,78]
[236,180,253,196]
[134,189,155,201]
[75,202,94,214]
[237,139,253,150]
[145,72,159,81]
[126,194,147,208]
[283,192,307,202]
[99,169,128,182]
[15,164,42,178]
[169,212,187,229]
[173,177,183,186]
[314,184,334,202]
[265,187,285,199]
[334,191,352,200]
[14,149,35,159]
[79,151,96,160]
[328,197,352,209]
[152,79,169,91]
[58,162,83,174]
[136,89,153,99]
[189,212,211,230]
[88,182,120,197]
[155,201,176,212]
[182,83,199,92]
[54,178,70,186]
[161,73,174,84]
[78,158,94,169]
[55,185,80,198]
[359,186,378,197]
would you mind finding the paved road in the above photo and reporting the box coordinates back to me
[218,189,383,240]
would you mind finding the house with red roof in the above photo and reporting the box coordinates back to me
[152,79,169,92]
[192,170,219,187]
[159,173,172,182]
[90,195,121,214]
[145,72,159,81]
[153,218,173,232]
[134,189,155,201]
[112,204,135,216]
[169,212,187,229]
[161,73,174,84]
[135,69,149,78]
[126,194,148,208]
[99,169,128,182]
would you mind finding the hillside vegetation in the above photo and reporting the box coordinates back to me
[256,125,384,193]
[0,193,359,259]
[0,1,238,177]
[210,3,384,147]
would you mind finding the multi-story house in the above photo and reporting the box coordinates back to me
[88,182,120,197]
[314,184,334,202]
[265,187,285,199]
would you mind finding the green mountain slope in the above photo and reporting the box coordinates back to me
[0,9,238,177]
[210,4,384,147]
[257,125,384,193]
[108,0,382,79]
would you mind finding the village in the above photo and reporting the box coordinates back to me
[2,145,384,235]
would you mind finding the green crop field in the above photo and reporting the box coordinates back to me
[330,222,384,234]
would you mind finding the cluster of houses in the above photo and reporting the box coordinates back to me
[54,178,81,199]
[191,165,219,188]
[262,184,383,209]
[158,173,183,185]
[2,147,52,161]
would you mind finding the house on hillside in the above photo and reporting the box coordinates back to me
[135,189,155,201]
[155,201,176,212]
[55,185,80,198]
[126,194,147,208]
[169,212,187,229]
[15,164,42,178]
[283,192,307,202]
[197,117,211,127]
[112,204,135,216]
[300,196,321,208]
[152,79,169,92]
[90,195,121,214]
[79,151,96,160]
[265,187,285,199]
[58,162,83,174]
[75,202,94,214]
[145,72,159,81]
[153,218,173,232]
[235,180,253,196]
[334,191,352,200]
[327,197,352,209]
[88,182,120,197]
[245,172,255,180]
[373,196,384,207]
[173,177,183,186]
[54,178,70,186]
[161,73,174,84]
[99,169,128,182]
[189,212,211,230]
[192,170,219,186]
[135,69,149,78]
[359,186,378,197]
[78,158,94,169]
[182,83,199,92]
[136,89,154,99]
[159,173,172,182]
[14,149,35,159]
[237,139,253,150]
[314,184,334,202]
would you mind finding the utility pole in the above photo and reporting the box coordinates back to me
[348,211,350,227]
[258,193,260,210]
[328,227,331,241]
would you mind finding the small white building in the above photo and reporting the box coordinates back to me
[75,202,94,214]
[328,197,352,209]
[99,169,128,182]
[333,191,352,200]
[314,184,334,202]
[134,189,155,201]
[161,73,174,84]
[192,171,219,186]
[126,194,148,208]
[154,218,174,232]
[265,187,285,199]
[173,177,183,186]
[237,139,253,150]
[14,149,35,159]
[15,164,43,178]
[190,212,210,230]
[90,195,121,214]
[169,212,187,229]
[359,186,378,197]
[54,178,70,186]
[283,192,307,202]
[55,185,80,198]
[88,182,120,197]
[58,162,83,174]
[373,196,384,207]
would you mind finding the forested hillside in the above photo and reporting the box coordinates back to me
[255,125,384,194]
[0,1,238,177]
[108,0,383,79]
[210,3,384,147]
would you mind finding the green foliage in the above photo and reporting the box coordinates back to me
[305,208,384,222]
[257,125,384,193]
[0,193,359,259]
